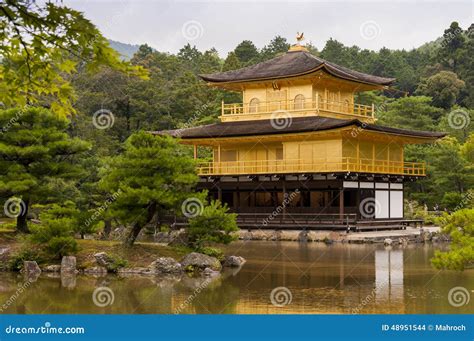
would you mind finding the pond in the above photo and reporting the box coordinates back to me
[0,241,472,314]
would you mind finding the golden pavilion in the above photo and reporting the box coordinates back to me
[156,37,444,229]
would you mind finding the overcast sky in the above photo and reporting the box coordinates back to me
[65,0,473,56]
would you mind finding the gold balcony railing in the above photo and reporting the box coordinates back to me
[197,158,426,176]
[221,99,374,119]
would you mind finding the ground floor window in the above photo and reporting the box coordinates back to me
[213,189,341,209]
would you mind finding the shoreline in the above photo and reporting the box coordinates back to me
[235,226,446,244]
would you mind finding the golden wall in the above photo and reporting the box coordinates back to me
[213,138,403,164]
[241,80,355,109]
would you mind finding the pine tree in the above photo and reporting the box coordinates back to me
[0,107,90,232]
[100,131,201,246]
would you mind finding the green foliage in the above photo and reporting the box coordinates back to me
[377,96,442,131]
[44,236,78,259]
[404,135,474,207]
[0,107,90,232]
[429,137,472,194]
[8,248,43,271]
[100,131,200,246]
[187,200,238,249]
[416,71,465,109]
[441,192,464,211]
[105,255,128,273]
[234,40,259,64]
[437,107,474,142]
[0,0,147,116]
[74,210,102,238]
[432,209,474,271]
[29,202,78,259]
[222,52,241,72]
[404,199,438,225]
[198,246,225,261]
[260,36,290,61]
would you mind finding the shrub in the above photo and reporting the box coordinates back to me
[198,246,224,261]
[8,249,43,271]
[30,202,78,259]
[187,200,238,249]
[45,236,78,259]
[106,255,128,272]
[441,192,464,211]
[404,199,438,225]
[432,208,474,271]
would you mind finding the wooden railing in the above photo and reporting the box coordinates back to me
[221,98,374,119]
[197,158,426,176]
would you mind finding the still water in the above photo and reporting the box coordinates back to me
[0,241,472,314]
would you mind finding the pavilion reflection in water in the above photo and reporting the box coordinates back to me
[375,249,404,305]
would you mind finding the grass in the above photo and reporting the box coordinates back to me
[75,239,191,268]
[0,231,191,269]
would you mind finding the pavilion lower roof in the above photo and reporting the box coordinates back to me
[199,50,395,86]
[153,116,446,140]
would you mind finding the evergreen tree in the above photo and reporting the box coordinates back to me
[30,202,79,259]
[260,35,290,61]
[100,131,200,246]
[234,40,259,64]
[416,71,465,109]
[438,21,466,73]
[222,52,241,72]
[377,96,442,131]
[432,208,474,271]
[187,200,238,249]
[0,107,90,232]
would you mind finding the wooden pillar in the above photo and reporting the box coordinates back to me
[217,144,221,174]
[387,144,390,173]
[339,187,344,220]
[356,187,361,220]
[233,190,239,210]
[193,145,197,160]
[372,143,375,172]
[282,178,287,219]
[217,182,222,202]
[356,140,360,172]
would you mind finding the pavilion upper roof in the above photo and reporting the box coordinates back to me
[200,50,395,86]
[154,116,445,141]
